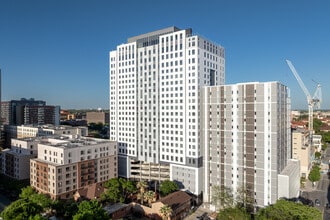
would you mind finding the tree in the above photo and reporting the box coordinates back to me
[235,185,255,213]
[1,199,43,220]
[313,118,323,134]
[159,204,172,220]
[144,190,156,207]
[102,178,135,203]
[137,180,148,204]
[73,200,109,220]
[1,186,52,220]
[255,199,321,220]
[315,151,321,159]
[308,165,321,184]
[51,199,78,219]
[298,114,308,121]
[321,131,330,143]
[159,180,179,197]
[102,178,123,203]
[322,143,328,151]
[20,186,52,209]
[101,178,136,203]
[217,207,251,220]
[211,185,234,210]
[119,178,136,201]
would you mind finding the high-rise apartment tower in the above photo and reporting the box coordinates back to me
[110,27,225,195]
[201,82,291,207]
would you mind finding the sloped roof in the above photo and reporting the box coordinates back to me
[75,182,105,200]
[104,203,129,214]
[320,124,330,131]
[158,191,191,211]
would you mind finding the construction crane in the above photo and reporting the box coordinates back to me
[286,59,322,146]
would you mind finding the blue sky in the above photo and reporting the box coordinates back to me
[0,0,329,110]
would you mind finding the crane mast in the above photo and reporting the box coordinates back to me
[286,60,322,146]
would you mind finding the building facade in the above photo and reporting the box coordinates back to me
[3,124,88,148]
[1,138,38,180]
[24,105,60,126]
[278,159,300,199]
[109,27,225,195]
[0,98,60,126]
[1,101,10,125]
[292,128,313,177]
[201,82,291,207]
[86,111,109,125]
[312,134,322,152]
[30,136,117,199]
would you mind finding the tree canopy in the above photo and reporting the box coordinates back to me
[313,118,323,134]
[216,207,250,220]
[159,204,172,220]
[1,186,52,220]
[136,180,148,204]
[211,185,234,210]
[321,131,330,143]
[51,199,78,219]
[144,190,156,206]
[308,165,321,183]
[314,151,321,159]
[73,200,109,220]
[160,180,179,197]
[217,199,322,220]
[101,178,136,203]
[255,199,321,220]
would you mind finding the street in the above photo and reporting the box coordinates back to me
[301,146,330,220]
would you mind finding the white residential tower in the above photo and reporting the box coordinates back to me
[109,27,225,195]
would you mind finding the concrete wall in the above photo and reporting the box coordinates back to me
[278,159,300,199]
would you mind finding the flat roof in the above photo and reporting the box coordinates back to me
[280,159,299,176]
[127,26,181,43]
[18,135,113,149]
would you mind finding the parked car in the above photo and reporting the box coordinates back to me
[315,199,321,206]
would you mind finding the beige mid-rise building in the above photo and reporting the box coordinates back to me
[30,136,117,199]
[292,128,313,178]
[86,111,109,125]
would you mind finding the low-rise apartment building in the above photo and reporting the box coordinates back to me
[1,138,39,179]
[313,134,322,152]
[30,136,117,199]
[3,124,88,147]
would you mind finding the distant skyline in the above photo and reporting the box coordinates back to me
[0,0,329,110]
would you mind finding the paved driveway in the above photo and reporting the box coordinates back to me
[185,205,213,220]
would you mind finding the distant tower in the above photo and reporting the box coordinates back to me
[0,69,2,149]
[0,69,2,121]
[0,69,2,122]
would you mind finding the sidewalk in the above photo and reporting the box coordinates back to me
[302,178,317,192]
[302,162,328,193]
[184,204,213,220]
